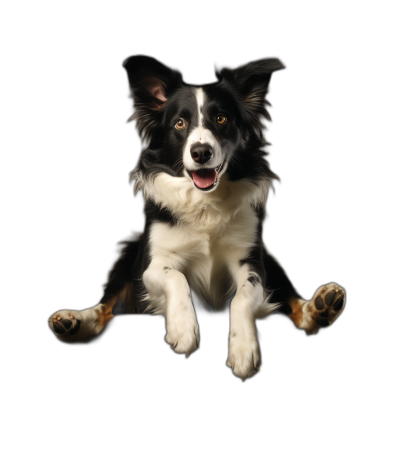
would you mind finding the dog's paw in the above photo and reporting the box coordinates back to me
[49,310,82,343]
[227,335,260,381]
[302,283,346,334]
[48,304,108,342]
[165,314,200,357]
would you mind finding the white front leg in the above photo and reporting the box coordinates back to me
[227,265,267,380]
[143,260,199,357]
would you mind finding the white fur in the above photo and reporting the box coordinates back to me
[226,265,266,379]
[196,86,204,121]
[142,262,199,356]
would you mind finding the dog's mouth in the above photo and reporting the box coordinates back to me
[187,158,227,192]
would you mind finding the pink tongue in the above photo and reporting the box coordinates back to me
[192,169,217,189]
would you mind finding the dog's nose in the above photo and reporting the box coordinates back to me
[190,143,213,164]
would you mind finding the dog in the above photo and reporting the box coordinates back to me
[49,56,346,380]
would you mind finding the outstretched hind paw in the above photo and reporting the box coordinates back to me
[312,284,345,327]
[48,304,113,342]
[291,283,346,334]
[49,311,81,335]
[49,310,82,338]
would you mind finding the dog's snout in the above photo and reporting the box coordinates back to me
[190,143,213,164]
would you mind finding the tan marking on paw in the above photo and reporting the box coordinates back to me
[288,299,305,328]
[96,301,116,330]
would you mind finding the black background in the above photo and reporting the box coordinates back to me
[25,8,372,414]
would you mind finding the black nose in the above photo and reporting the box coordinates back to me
[190,143,213,164]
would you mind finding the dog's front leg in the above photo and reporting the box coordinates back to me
[227,265,266,380]
[143,261,199,357]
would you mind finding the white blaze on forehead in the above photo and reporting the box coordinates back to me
[196,87,204,127]
[182,87,223,170]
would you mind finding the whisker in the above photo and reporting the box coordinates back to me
[172,159,184,173]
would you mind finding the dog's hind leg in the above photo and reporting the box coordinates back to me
[49,237,145,342]
[48,301,116,342]
[287,282,346,335]
[263,250,346,335]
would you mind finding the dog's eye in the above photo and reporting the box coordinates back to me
[175,118,186,130]
[216,115,227,125]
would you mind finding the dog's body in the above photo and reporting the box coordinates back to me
[49,56,346,380]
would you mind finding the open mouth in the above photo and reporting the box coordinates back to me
[187,158,226,191]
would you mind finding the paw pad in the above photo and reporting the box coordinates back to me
[311,283,346,328]
[50,311,81,336]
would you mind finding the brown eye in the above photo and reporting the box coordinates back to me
[175,118,186,130]
[216,114,227,125]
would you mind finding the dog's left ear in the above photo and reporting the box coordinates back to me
[216,58,284,105]
[216,58,284,138]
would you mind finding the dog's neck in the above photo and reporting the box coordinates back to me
[139,172,269,230]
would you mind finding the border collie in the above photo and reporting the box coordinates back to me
[49,56,346,380]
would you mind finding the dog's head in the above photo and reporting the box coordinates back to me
[124,56,284,193]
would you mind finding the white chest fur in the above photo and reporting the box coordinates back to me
[146,173,268,308]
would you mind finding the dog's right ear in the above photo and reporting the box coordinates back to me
[123,56,183,139]
[123,55,183,109]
